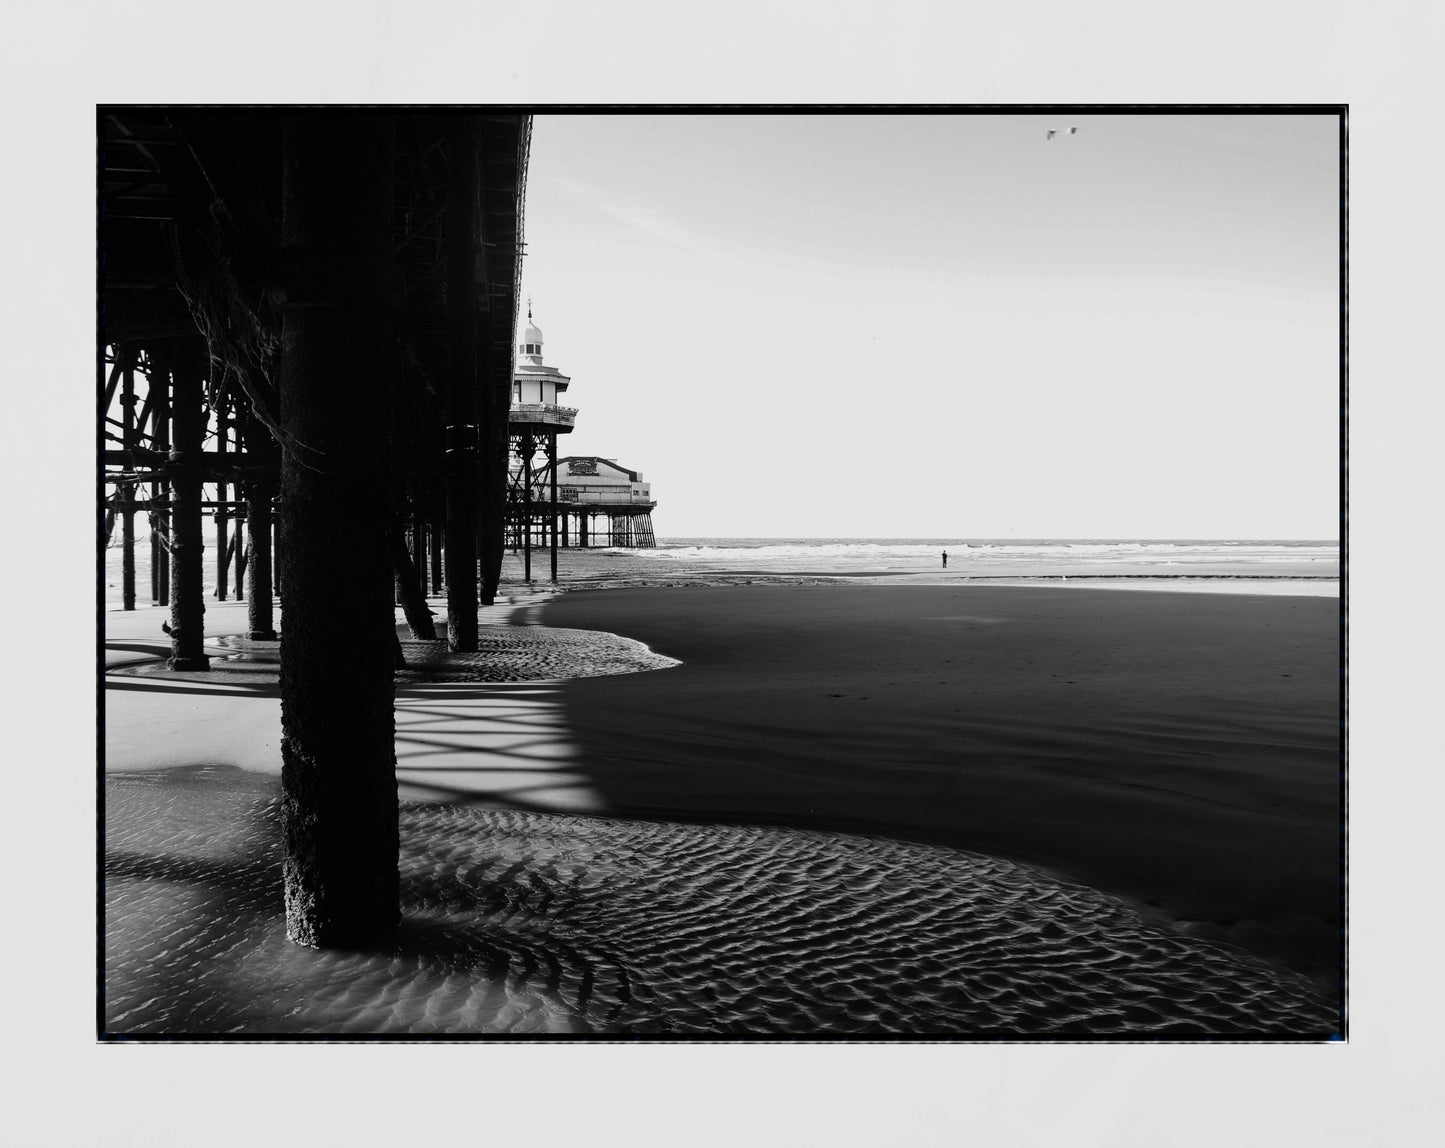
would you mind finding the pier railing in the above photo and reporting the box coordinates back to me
[508,403,577,428]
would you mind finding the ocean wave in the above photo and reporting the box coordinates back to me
[632,540,1338,574]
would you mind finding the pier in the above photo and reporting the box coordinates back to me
[505,310,660,583]
[101,109,530,946]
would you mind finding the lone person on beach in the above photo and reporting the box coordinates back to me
[942,551,948,568]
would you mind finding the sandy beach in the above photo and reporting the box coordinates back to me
[545,583,1340,983]
[103,550,1340,1035]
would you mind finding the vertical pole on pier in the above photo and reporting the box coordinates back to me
[522,432,534,582]
[235,506,249,604]
[477,434,498,605]
[549,431,559,582]
[222,533,238,587]
[443,117,480,652]
[411,490,427,596]
[216,402,229,600]
[391,517,437,640]
[235,507,248,601]
[430,481,445,592]
[151,349,171,606]
[478,302,505,611]
[480,429,508,606]
[277,111,399,949]
[244,417,277,640]
[120,347,137,611]
[166,339,210,671]
[270,508,280,598]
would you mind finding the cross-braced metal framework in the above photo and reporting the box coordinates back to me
[102,111,530,632]
[100,108,531,947]
[505,428,560,582]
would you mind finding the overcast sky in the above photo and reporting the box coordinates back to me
[519,113,1339,539]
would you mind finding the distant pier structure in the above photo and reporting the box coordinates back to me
[506,310,658,581]
[545,457,657,548]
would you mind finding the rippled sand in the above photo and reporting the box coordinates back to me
[105,766,1337,1037]
[108,626,681,685]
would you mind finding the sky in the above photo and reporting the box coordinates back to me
[518,113,1340,540]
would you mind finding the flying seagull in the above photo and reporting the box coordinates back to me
[1046,127,1079,140]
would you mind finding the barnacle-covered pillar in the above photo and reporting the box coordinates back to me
[277,111,399,949]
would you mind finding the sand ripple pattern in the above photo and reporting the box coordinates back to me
[392,629,680,682]
[105,768,1337,1037]
[107,627,679,685]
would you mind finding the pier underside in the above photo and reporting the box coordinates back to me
[102,108,531,947]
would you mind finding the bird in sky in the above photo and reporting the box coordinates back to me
[1046,127,1079,140]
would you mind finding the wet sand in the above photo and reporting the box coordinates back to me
[102,578,1341,1034]
[545,584,1341,984]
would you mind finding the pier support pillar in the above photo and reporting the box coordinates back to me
[443,117,481,652]
[166,339,210,671]
[235,510,249,601]
[151,351,171,607]
[549,432,559,583]
[120,347,137,610]
[479,328,506,610]
[215,405,229,600]
[410,502,427,596]
[277,111,399,950]
[392,519,436,640]
[522,432,534,582]
[430,481,445,592]
[244,478,276,639]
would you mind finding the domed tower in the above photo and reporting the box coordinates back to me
[507,305,577,582]
[511,312,573,412]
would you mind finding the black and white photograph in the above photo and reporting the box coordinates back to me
[98,108,1344,1040]
[13,0,1440,1139]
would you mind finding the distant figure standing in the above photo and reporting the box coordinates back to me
[942,551,948,568]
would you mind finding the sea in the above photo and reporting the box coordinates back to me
[103,535,1341,607]
[628,537,1341,594]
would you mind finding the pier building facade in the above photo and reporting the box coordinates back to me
[546,456,658,547]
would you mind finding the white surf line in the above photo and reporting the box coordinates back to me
[489,588,562,627]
